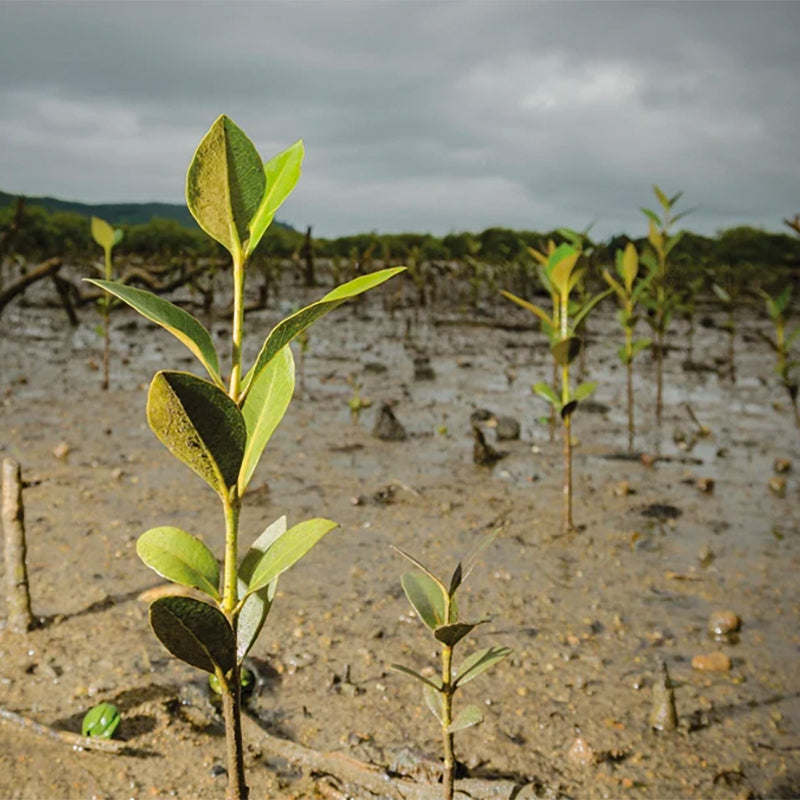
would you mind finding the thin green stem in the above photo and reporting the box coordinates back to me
[220,670,248,800]
[222,491,240,617]
[229,252,246,403]
[441,644,455,800]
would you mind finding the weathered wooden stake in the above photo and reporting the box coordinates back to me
[1,458,35,633]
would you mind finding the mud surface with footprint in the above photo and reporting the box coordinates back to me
[1,271,798,799]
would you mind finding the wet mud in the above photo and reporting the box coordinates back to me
[0,276,799,799]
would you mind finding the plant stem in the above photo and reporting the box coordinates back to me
[626,358,634,453]
[560,359,573,534]
[220,671,248,800]
[222,493,240,616]
[441,644,455,800]
[229,253,246,403]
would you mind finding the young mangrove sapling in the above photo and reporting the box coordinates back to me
[88,115,402,800]
[90,216,123,390]
[391,533,511,800]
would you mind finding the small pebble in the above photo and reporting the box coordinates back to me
[52,441,70,459]
[691,652,732,672]
[567,735,594,768]
[696,477,714,494]
[613,480,633,497]
[708,610,741,642]
[773,457,791,474]
[768,476,786,497]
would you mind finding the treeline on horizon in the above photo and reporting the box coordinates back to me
[1,196,799,292]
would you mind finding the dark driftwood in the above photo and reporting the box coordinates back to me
[0,257,62,315]
[241,715,526,800]
[1,458,34,634]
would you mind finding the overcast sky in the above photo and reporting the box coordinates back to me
[1,1,798,240]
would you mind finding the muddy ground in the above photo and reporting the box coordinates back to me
[0,269,798,800]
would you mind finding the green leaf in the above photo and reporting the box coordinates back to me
[390,663,443,692]
[603,269,626,303]
[787,326,800,349]
[149,596,235,675]
[245,518,338,597]
[91,216,116,250]
[454,645,512,687]
[500,290,554,328]
[147,371,246,495]
[424,684,443,723]
[447,705,483,733]
[631,338,651,358]
[247,139,304,257]
[640,207,660,226]
[239,345,295,493]
[137,526,220,601]
[186,115,265,256]
[572,288,612,330]
[460,529,499,587]
[547,245,580,298]
[617,344,629,364]
[242,268,404,398]
[551,336,582,367]
[81,702,121,739]
[653,185,670,211]
[236,516,286,660]
[620,242,638,292]
[401,571,448,631]
[571,381,597,403]
[434,620,486,647]
[712,284,731,303]
[533,381,560,408]
[86,280,222,386]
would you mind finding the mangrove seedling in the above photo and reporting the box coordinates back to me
[391,534,511,800]
[82,702,121,739]
[88,115,402,800]
[757,286,800,431]
[640,186,692,425]
[503,244,609,533]
[90,216,123,390]
[603,242,653,451]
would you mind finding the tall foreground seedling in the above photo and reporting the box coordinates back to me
[89,115,401,800]
[391,534,511,800]
[640,186,691,425]
[503,243,608,533]
[603,242,652,451]
[90,216,123,390]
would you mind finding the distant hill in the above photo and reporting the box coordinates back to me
[0,190,293,230]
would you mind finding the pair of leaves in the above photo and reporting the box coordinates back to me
[533,381,596,417]
[91,216,123,253]
[186,115,303,261]
[423,689,484,733]
[392,644,512,696]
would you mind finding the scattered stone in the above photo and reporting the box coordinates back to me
[494,415,521,441]
[413,354,435,381]
[613,480,633,497]
[472,425,507,466]
[696,477,715,494]
[640,503,682,520]
[650,660,678,732]
[372,403,407,441]
[708,610,741,642]
[691,652,732,672]
[52,441,70,459]
[773,457,792,474]
[388,747,441,783]
[698,545,716,567]
[567,735,595,768]
[768,476,786,497]
[363,361,388,374]
[469,408,494,425]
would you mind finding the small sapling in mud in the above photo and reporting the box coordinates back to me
[88,115,402,800]
[503,243,609,533]
[391,533,511,800]
[603,242,653,451]
[757,286,800,432]
[90,216,123,390]
[640,186,693,425]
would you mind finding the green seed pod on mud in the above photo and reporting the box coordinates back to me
[81,702,121,739]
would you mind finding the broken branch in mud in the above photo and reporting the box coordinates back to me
[1,458,35,633]
[0,257,62,316]
[0,705,130,754]
[240,714,528,800]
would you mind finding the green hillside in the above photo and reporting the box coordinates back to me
[0,190,293,231]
